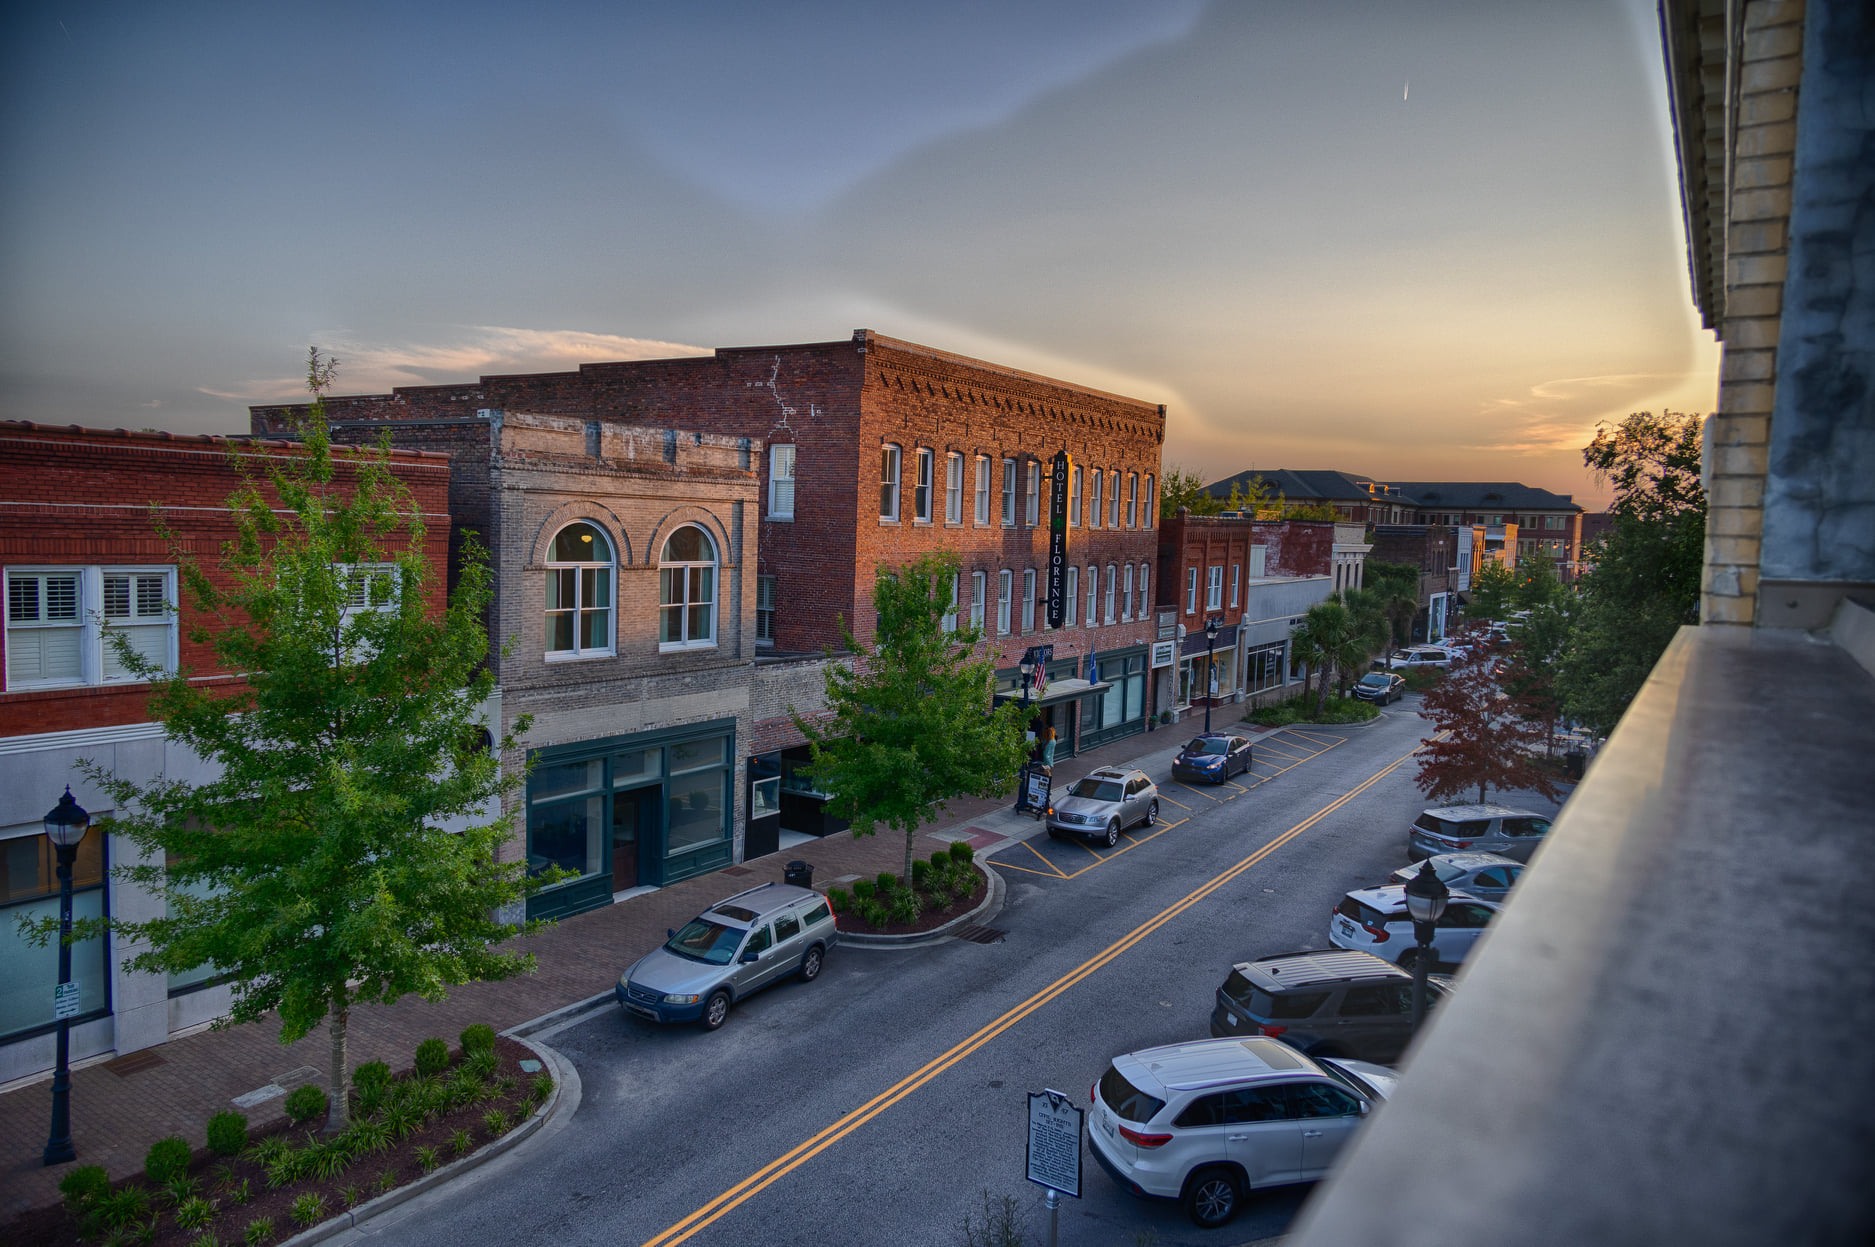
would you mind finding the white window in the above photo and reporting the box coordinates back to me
[756,575,776,643]
[659,525,717,649]
[1065,566,1079,627]
[1021,569,1037,633]
[970,570,987,630]
[1121,564,1134,621]
[1126,473,1138,528]
[975,455,992,525]
[914,447,934,522]
[997,570,1012,635]
[1144,474,1155,528]
[1207,566,1224,610]
[1230,564,1241,607]
[333,562,399,663]
[1001,458,1017,526]
[546,523,614,658]
[1137,564,1150,619]
[1025,461,1041,526]
[1110,470,1122,528]
[1251,544,1268,579]
[1186,567,1199,614]
[768,444,796,520]
[1090,469,1104,527]
[946,452,964,524]
[880,444,901,521]
[1069,466,1082,527]
[942,570,960,634]
[1104,563,1118,624]
[1086,565,1098,629]
[6,566,176,688]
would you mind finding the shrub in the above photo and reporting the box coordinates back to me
[530,1072,555,1105]
[59,1164,111,1212]
[875,871,898,895]
[308,1141,351,1180]
[166,1173,201,1206]
[909,859,929,888]
[375,1169,396,1194]
[283,1083,328,1126]
[416,1145,441,1174]
[383,1099,425,1139]
[414,1037,449,1078]
[345,1117,393,1155]
[482,1107,512,1135]
[948,840,974,864]
[264,1151,304,1190]
[449,1128,474,1156]
[206,1110,249,1157]
[459,1022,497,1056]
[223,1177,251,1206]
[463,1048,499,1081]
[888,888,921,924]
[190,1233,222,1247]
[95,1186,152,1232]
[175,1195,217,1230]
[340,1184,362,1208]
[290,1192,328,1228]
[352,1060,392,1093]
[826,885,850,912]
[855,898,889,929]
[850,877,875,902]
[243,1216,275,1246]
[145,1134,193,1185]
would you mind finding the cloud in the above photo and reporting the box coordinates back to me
[1475,372,1688,455]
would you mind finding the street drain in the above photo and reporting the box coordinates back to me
[954,925,1006,944]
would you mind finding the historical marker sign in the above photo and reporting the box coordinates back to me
[1026,1088,1083,1198]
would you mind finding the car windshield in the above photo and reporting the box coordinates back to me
[1098,1067,1166,1124]
[1071,778,1124,802]
[1358,674,1388,688]
[663,917,746,965]
[1390,650,1417,662]
[1187,738,1228,756]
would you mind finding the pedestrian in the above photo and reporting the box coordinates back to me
[1038,725,1057,770]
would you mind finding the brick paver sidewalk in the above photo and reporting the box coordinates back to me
[0,722,1201,1223]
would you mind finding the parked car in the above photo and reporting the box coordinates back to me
[616,882,838,1031]
[1407,803,1554,862]
[1388,852,1525,901]
[1352,672,1406,704]
[1046,767,1159,846]
[1209,948,1447,1063]
[1089,1036,1395,1229]
[1387,645,1457,671]
[1172,734,1254,784]
[1329,885,1501,969]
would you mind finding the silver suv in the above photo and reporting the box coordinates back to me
[615,882,838,1031]
[1407,804,1553,862]
[1089,1037,1396,1229]
[1046,767,1159,845]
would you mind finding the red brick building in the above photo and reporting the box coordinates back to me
[0,422,449,1080]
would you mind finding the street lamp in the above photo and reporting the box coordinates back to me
[1018,654,1035,707]
[1202,616,1221,733]
[42,786,90,1166]
[1403,859,1450,1031]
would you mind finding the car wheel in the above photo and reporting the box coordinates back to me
[1143,798,1159,826]
[799,945,824,982]
[1398,948,1429,971]
[1103,820,1121,847]
[1183,1165,1243,1229]
[700,990,731,1031]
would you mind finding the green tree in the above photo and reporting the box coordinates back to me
[795,553,1031,881]
[48,351,539,1132]
[1159,466,1227,518]
[1510,548,1566,610]
[1557,412,1706,736]
[1465,561,1517,620]
[1290,593,1385,716]
[1498,600,1571,751]
[1363,561,1421,648]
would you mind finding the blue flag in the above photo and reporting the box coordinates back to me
[1085,650,1098,682]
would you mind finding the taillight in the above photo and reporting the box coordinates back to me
[1256,1023,1287,1038]
[1118,1124,1174,1149]
[1451,840,1472,850]
[1090,1082,1097,1104]
[1362,923,1390,943]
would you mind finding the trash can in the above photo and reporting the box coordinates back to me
[1564,750,1587,781]
[784,860,813,889]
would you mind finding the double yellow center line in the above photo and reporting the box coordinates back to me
[642,739,1427,1246]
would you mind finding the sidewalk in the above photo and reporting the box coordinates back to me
[0,721,1204,1223]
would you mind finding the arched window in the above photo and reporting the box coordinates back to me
[546,521,614,658]
[659,525,718,649]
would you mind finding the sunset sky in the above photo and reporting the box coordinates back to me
[1,0,1719,509]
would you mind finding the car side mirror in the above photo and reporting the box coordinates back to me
[1359,1100,1371,1116]
[667,929,677,939]
[740,950,760,963]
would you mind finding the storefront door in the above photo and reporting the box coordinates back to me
[610,785,657,891]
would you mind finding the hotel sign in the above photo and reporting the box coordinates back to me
[1046,451,1072,628]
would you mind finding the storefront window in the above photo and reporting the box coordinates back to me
[1,829,110,1039]
[1246,642,1288,694]
[529,795,603,877]
[667,770,726,855]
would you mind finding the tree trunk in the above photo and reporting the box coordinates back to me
[326,999,351,1134]
[1314,660,1335,718]
[903,829,916,887]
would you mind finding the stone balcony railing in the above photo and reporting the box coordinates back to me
[1290,596,1875,1247]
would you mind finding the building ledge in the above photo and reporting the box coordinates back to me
[1291,602,1875,1246]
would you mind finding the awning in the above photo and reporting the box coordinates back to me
[995,676,1112,708]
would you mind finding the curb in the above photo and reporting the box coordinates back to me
[837,862,1007,950]
[279,1032,578,1246]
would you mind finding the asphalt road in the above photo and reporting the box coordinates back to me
[344,700,1563,1247]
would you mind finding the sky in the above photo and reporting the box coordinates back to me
[1,0,1719,510]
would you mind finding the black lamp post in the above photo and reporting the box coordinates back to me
[42,786,90,1166]
[1403,859,1450,1031]
[1202,616,1221,733]
[1018,654,1035,708]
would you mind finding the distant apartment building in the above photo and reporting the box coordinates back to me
[1368,524,1461,643]
[0,422,451,1081]
[1389,481,1584,581]
[1204,468,1416,525]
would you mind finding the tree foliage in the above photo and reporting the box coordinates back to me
[1557,411,1706,736]
[1290,592,1387,716]
[795,553,1031,880]
[1510,548,1567,610]
[53,351,539,1131]
[1464,562,1517,620]
[1159,467,1338,521]
[1159,466,1226,517]
[1363,561,1420,647]
[1415,661,1561,805]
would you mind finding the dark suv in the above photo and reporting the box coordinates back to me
[1208,949,1446,1064]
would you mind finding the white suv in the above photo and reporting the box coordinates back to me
[1329,884,1501,969]
[1089,1037,1395,1229]
[1387,645,1458,670]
